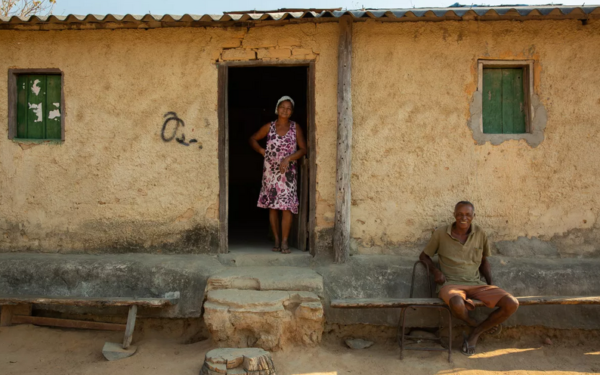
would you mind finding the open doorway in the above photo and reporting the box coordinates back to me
[227,66,309,252]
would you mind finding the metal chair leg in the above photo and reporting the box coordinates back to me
[399,307,406,360]
[447,307,452,363]
[400,260,455,362]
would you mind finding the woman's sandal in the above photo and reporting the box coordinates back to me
[271,246,281,252]
[461,333,476,356]
[281,245,291,254]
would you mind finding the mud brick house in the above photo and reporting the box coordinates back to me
[1,6,599,332]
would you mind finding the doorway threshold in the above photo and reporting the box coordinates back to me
[218,246,312,267]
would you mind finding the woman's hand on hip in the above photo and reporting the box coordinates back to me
[260,148,266,156]
[279,157,290,174]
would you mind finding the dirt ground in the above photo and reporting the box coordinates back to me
[1,324,599,375]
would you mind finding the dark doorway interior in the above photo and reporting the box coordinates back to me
[228,66,308,251]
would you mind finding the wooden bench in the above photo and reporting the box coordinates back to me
[332,295,600,362]
[0,293,179,361]
[331,295,600,309]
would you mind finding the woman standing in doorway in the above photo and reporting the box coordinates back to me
[249,96,307,254]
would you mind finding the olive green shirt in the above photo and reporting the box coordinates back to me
[423,223,491,292]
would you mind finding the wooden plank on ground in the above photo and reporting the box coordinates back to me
[12,315,126,331]
[331,296,600,309]
[0,296,177,308]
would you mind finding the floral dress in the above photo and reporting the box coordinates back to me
[257,121,299,214]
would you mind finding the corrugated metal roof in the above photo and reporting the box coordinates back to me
[1,6,598,29]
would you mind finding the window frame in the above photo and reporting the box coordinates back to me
[8,68,65,141]
[477,59,534,134]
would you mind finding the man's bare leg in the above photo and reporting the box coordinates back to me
[448,296,478,328]
[464,295,519,354]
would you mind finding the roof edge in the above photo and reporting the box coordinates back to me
[0,6,598,30]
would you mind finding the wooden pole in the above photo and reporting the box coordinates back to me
[218,64,229,254]
[308,61,317,256]
[334,15,353,263]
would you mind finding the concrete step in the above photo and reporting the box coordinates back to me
[218,249,312,267]
[206,266,323,296]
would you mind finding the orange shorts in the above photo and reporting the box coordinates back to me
[439,284,511,310]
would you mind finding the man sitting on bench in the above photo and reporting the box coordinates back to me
[419,201,519,356]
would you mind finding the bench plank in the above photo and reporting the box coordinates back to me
[517,296,600,305]
[0,296,177,308]
[331,296,600,309]
[332,298,446,308]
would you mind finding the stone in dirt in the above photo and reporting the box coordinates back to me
[345,338,374,349]
[102,341,137,361]
[200,348,276,375]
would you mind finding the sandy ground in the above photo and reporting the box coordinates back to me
[1,324,599,375]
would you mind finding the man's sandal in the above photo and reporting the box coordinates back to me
[461,333,476,356]
[486,324,502,336]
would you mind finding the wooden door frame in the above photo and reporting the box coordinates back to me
[217,60,317,255]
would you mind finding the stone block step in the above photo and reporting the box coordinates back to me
[204,289,324,351]
[206,289,321,312]
[206,266,323,297]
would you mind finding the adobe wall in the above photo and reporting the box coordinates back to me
[2,19,599,257]
[350,19,600,257]
[0,23,338,253]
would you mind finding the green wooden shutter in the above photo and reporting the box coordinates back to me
[16,75,29,138]
[482,68,527,134]
[16,74,61,139]
[482,69,503,134]
[46,75,62,139]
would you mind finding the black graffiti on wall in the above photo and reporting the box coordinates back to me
[161,112,202,149]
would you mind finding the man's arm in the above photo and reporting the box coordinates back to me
[419,251,446,285]
[479,256,493,285]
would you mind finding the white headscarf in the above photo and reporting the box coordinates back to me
[275,96,295,114]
